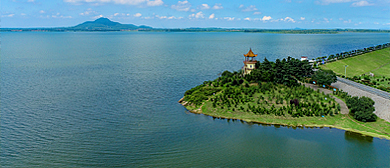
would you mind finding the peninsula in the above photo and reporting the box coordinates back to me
[179,49,390,140]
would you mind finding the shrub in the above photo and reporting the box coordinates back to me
[346,96,377,122]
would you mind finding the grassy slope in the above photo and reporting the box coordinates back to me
[200,100,390,139]
[184,84,390,140]
[321,48,390,77]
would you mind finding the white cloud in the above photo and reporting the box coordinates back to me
[21,13,26,16]
[212,3,223,9]
[134,13,142,17]
[300,17,305,20]
[171,0,191,11]
[224,17,235,21]
[343,19,352,23]
[147,0,163,6]
[339,18,343,20]
[324,18,329,23]
[79,8,98,16]
[320,0,351,4]
[284,17,295,23]
[39,10,45,13]
[190,9,196,12]
[3,14,15,17]
[199,4,210,10]
[374,22,379,24]
[239,4,244,8]
[262,16,272,21]
[253,12,261,15]
[155,15,166,19]
[189,11,204,18]
[93,14,104,19]
[244,17,251,21]
[154,15,181,19]
[65,0,163,6]
[351,1,373,7]
[51,14,72,19]
[323,0,351,2]
[28,0,35,2]
[114,0,146,5]
[241,5,258,12]
[208,13,215,19]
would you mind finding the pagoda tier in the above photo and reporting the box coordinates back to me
[242,48,258,75]
[244,48,258,57]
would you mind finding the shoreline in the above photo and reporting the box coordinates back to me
[179,97,390,140]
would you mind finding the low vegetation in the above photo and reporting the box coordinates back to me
[181,57,390,139]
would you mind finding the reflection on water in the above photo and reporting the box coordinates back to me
[345,131,374,143]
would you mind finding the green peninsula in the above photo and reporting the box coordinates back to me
[179,56,390,140]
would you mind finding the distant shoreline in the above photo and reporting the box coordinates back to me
[2,28,390,34]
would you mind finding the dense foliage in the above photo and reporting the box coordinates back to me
[182,57,342,118]
[311,69,337,86]
[346,96,377,122]
[184,81,221,106]
[245,57,313,87]
[209,83,339,118]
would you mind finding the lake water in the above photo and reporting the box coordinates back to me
[1,32,390,167]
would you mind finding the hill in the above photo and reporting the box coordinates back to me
[69,17,152,31]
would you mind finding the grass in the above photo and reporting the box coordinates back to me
[199,99,390,140]
[181,83,390,140]
[321,47,390,78]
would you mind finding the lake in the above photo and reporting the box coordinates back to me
[1,32,389,167]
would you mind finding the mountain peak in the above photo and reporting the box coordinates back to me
[92,17,120,26]
[71,17,152,30]
[95,17,110,22]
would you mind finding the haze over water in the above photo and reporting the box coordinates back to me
[1,32,390,167]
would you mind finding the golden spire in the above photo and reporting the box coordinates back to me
[244,48,258,57]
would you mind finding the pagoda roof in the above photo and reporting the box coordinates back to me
[244,48,258,57]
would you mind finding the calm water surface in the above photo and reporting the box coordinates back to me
[1,32,390,167]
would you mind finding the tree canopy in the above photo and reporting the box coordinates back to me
[311,69,337,86]
[245,57,313,86]
[346,96,377,122]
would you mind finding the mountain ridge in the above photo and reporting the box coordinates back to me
[70,17,152,30]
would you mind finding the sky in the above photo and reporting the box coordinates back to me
[2,0,390,29]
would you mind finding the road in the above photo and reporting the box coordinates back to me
[332,77,390,122]
[336,77,390,100]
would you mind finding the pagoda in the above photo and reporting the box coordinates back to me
[242,48,258,75]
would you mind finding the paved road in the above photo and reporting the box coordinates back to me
[332,77,390,122]
[336,77,390,100]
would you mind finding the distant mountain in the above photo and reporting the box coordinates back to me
[69,17,152,31]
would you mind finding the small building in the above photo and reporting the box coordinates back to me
[243,48,258,75]
[301,56,308,61]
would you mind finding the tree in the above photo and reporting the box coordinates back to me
[346,96,377,122]
[311,69,337,86]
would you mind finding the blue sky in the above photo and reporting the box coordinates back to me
[2,0,390,29]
